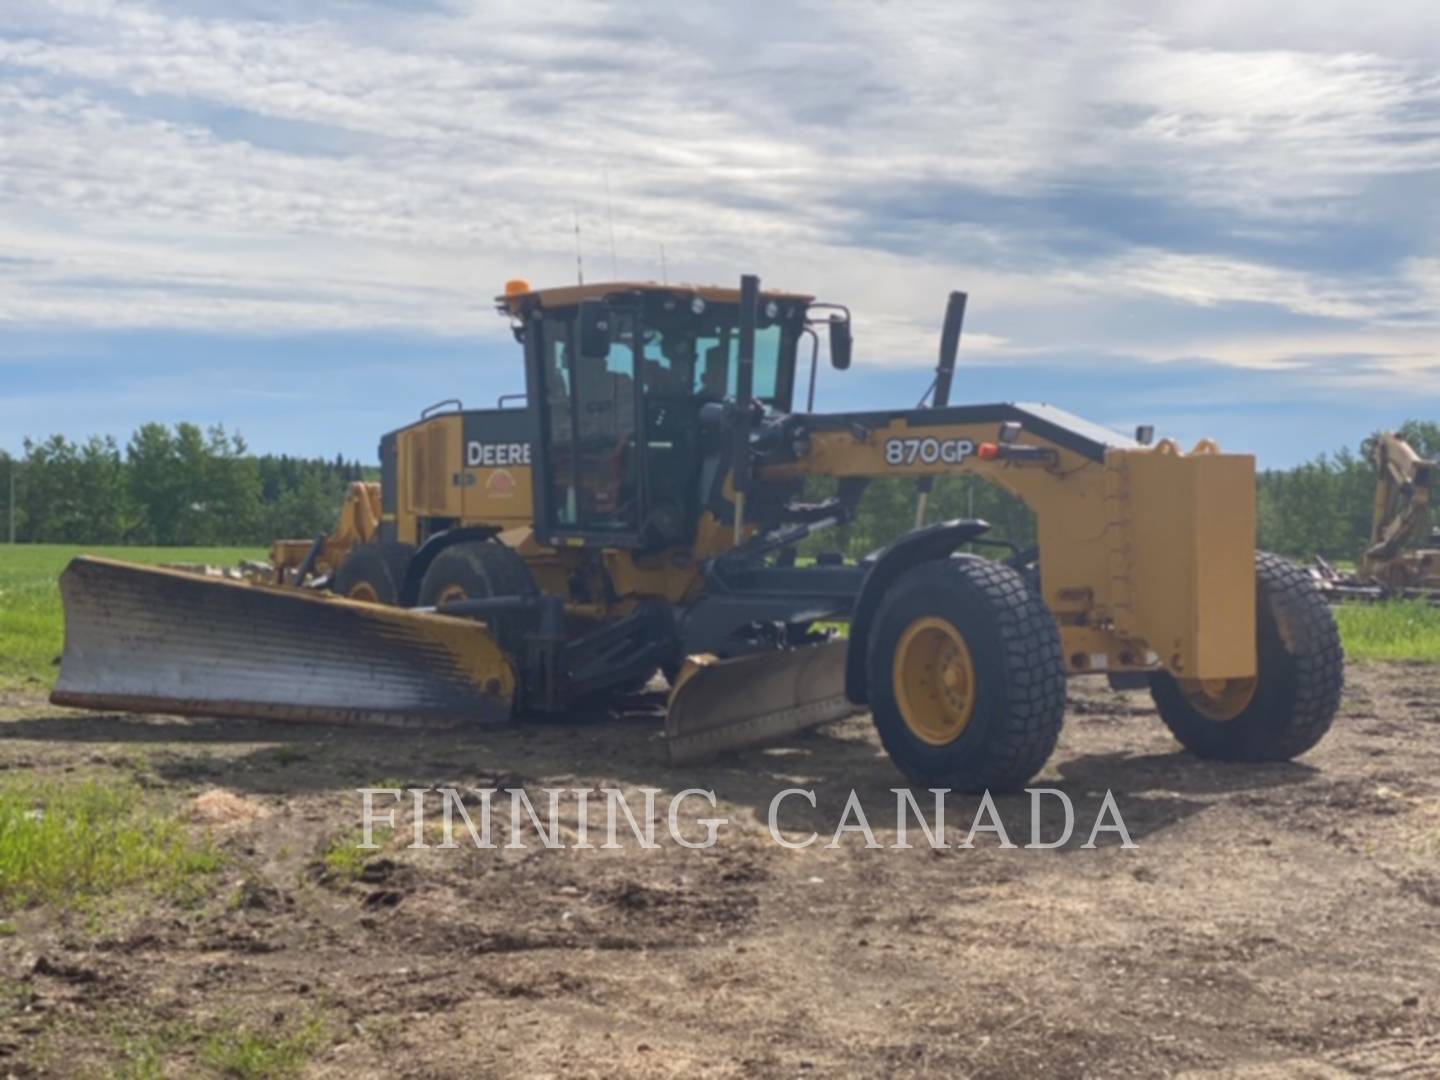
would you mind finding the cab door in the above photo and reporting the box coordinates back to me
[532,306,647,547]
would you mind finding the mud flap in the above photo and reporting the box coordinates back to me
[50,557,515,727]
[664,640,861,763]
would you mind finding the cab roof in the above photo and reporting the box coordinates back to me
[496,280,815,315]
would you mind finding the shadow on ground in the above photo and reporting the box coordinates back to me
[3,688,1321,851]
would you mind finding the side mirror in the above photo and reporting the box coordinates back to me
[828,316,852,370]
[577,300,611,359]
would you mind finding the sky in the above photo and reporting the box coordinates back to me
[1,1,1438,468]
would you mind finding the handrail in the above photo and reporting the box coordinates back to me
[420,398,463,419]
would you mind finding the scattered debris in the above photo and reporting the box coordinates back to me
[188,788,267,827]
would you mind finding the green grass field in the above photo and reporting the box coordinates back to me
[0,776,221,909]
[0,544,264,689]
[1332,600,1440,662]
[1,544,1438,689]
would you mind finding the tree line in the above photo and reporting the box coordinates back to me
[2,419,1436,561]
[0,423,369,546]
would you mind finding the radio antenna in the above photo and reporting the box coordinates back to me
[604,168,619,278]
[573,210,584,285]
[659,243,668,284]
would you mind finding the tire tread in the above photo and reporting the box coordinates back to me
[1151,552,1343,761]
[867,555,1067,790]
[333,541,414,604]
[419,542,537,606]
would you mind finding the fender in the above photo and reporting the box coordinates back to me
[399,525,503,606]
[844,518,991,704]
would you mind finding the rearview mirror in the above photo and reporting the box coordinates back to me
[577,300,611,359]
[829,316,852,370]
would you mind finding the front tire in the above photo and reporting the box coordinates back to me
[332,542,414,605]
[865,555,1066,792]
[1149,552,1343,761]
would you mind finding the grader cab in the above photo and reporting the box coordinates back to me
[51,275,1344,790]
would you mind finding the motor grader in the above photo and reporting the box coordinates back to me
[52,275,1344,789]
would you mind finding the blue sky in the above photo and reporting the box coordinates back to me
[2,1,1438,468]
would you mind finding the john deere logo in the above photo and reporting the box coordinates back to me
[467,441,531,466]
[486,469,517,498]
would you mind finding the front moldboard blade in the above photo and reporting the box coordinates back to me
[664,641,861,763]
[50,557,514,727]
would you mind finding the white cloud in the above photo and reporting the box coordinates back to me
[0,0,1436,383]
[1079,248,1417,323]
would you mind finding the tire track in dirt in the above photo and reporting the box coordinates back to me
[2,663,1439,1077]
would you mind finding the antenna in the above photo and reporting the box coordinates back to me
[604,168,618,278]
[659,243,668,285]
[573,210,584,285]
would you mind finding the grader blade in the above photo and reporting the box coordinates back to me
[664,641,861,763]
[50,557,514,727]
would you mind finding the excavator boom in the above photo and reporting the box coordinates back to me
[1365,433,1435,563]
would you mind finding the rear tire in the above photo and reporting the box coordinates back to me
[419,542,539,664]
[332,542,414,605]
[1149,552,1343,761]
[417,541,537,608]
[865,555,1066,792]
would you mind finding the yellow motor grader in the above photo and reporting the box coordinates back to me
[51,276,1344,789]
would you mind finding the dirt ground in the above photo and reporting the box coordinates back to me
[2,662,1439,1079]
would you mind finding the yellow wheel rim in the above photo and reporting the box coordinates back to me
[437,584,468,607]
[1178,676,1257,722]
[892,616,977,746]
[347,582,380,604]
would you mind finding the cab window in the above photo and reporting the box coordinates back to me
[692,325,781,401]
[542,314,641,533]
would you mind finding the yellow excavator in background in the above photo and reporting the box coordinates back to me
[51,275,1345,789]
[1359,432,1440,591]
[1314,431,1440,602]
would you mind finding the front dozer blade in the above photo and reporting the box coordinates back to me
[664,641,861,763]
[50,557,514,727]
